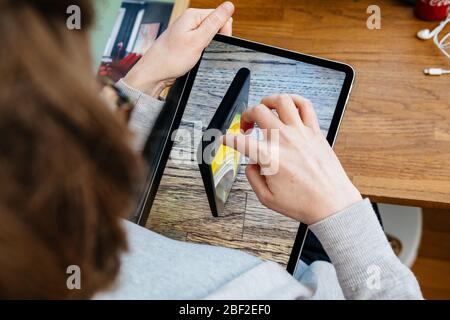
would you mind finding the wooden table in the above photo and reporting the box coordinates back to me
[146,0,450,266]
[188,0,449,209]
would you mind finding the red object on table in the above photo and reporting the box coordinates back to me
[415,0,450,21]
[98,53,143,82]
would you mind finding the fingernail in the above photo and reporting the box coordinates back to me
[221,1,234,13]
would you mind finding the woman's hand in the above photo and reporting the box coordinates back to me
[222,94,362,225]
[124,2,234,97]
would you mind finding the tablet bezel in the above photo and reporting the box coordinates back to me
[134,34,355,275]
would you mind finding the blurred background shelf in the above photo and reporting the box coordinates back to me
[91,0,189,68]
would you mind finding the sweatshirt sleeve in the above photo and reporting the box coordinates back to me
[309,198,423,300]
[115,79,165,152]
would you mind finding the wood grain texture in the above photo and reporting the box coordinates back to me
[189,0,450,208]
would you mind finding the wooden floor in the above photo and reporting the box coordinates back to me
[412,208,450,299]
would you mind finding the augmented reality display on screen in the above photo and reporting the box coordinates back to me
[148,38,348,271]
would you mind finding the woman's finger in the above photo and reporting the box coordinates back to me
[196,2,235,45]
[246,164,273,206]
[219,17,233,36]
[260,94,303,126]
[180,8,213,29]
[242,104,283,130]
[240,115,254,134]
[290,94,320,132]
[221,133,261,163]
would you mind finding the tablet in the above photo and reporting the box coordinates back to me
[135,34,355,276]
[198,67,251,217]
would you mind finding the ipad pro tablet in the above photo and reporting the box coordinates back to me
[135,34,355,276]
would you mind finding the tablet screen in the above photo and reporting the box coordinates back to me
[142,35,353,274]
[196,40,347,135]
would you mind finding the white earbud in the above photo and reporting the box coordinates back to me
[416,18,448,40]
[417,28,438,40]
[416,14,450,61]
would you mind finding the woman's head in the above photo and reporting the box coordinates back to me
[0,0,141,298]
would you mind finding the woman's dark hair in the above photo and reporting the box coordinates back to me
[0,0,141,298]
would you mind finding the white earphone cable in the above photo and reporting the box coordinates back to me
[432,14,450,58]
[417,14,450,75]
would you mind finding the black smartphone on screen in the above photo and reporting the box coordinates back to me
[198,68,251,217]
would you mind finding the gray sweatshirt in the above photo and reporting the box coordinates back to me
[96,80,423,300]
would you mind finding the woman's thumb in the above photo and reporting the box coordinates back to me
[197,2,234,44]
